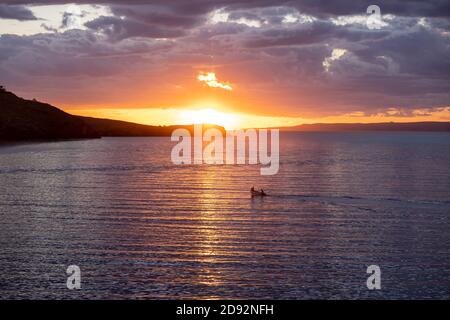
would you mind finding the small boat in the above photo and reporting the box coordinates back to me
[251,189,267,197]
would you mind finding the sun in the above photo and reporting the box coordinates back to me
[178,108,239,129]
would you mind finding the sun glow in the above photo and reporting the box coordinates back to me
[178,108,239,129]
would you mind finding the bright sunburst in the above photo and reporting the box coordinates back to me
[178,108,239,129]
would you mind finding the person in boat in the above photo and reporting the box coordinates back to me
[251,187,267,196]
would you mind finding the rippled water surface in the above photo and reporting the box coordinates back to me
[0,132,449,299]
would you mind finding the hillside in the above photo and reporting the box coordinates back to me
[0,88,224,141]
[0,89,100,141]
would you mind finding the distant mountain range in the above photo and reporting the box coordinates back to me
[1,87,449,142]
[0,88,224,141]
[280,122,450,132]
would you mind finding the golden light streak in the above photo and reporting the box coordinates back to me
[66,107,450,130]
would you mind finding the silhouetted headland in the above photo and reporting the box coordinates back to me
[0,87,99,141]
[0,88,224,142]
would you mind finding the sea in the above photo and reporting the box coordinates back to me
[0,132,449,299]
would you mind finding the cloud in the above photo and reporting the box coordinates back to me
[0,1,449,119]
[0,4,36,20]
[83,3,208,40]
[61,4,85,29]
[198,72,233,91]
[323,48,347,72]
[243,19,390,48]
[85,15,186,40]
[3,1,450,17]
[109,4,206,28]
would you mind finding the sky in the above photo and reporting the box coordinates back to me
[1,1,449,128]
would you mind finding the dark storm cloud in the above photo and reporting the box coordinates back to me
[0,4,36,20]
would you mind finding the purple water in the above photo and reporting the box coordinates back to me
[0,132,449,299]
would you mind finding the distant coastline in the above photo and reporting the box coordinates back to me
[278,122,450,132]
